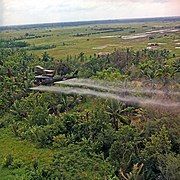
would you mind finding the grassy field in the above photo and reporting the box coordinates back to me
[0,128,54,165]
[1,21,180,59]
[0,127,54,179]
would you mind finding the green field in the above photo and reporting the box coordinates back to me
[1,21,180,58]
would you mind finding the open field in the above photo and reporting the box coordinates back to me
[1,20,180,59]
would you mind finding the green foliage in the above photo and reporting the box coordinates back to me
[72,121,91,142]
[27,145,114,180]
[0,42,179,179]
[93,126,116,158]
[2,154,14,168]
[109,126,140,174]
[63,113,77,137]
[140,125,172,179]
[0,39,29,48]
[53,134,68,148]
[158,153,180,180]
[28,106,50,126]
[0,49,35,114]
[106,101,133,130]
[120,163,144,180]
[28,44,56,51]
[42,52,52,62]
[94,67,128,81]
[142,125,171,158]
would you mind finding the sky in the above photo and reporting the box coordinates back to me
[0,0,180,26]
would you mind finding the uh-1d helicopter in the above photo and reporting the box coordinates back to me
[34,65,78,86]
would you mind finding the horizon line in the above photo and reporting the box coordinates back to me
[1,15,180,28]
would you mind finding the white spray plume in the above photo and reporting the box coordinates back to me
[55,78,180,96]
[30,85,180,109]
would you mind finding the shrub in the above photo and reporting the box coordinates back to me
[2,154,14,168]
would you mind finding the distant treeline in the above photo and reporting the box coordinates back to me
[73,28,124,37]
[0,39,29,48]
[0,39,56,50]
[26,44,56,50]
[14,33,53,41]
[1,16,180,31]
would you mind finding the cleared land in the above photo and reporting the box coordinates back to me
[1,21,180,59]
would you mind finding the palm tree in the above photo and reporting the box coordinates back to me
[120,163,144,180]
[42,52,51,62]
[105,100,133,131]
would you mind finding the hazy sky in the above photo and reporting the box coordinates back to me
[0,0,180,26]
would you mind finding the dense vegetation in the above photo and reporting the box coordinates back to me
[0,19,180,179]
[0,42,179,179]
[0,39,29,48]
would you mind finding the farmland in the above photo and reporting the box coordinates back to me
[1,19,180,58]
